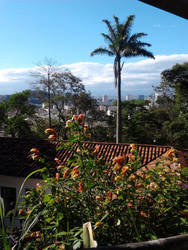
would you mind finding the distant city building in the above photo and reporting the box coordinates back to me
[138,95,145,100]
[102,95,108,105]
[125,94,133,101]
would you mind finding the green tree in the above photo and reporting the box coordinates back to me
[91,15,154,143]
[155,62,188,114]
[154,62,188,148]
[121,99,156,144]
[1,90,36,138]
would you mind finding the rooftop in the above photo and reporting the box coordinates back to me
[0,137,188,178]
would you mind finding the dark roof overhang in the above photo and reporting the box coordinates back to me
[139,0,188,19]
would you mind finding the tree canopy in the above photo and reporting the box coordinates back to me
[91,15,154,143]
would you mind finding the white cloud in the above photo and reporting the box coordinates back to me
[0,54,188,96]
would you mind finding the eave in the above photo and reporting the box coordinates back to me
[139,0,188,20]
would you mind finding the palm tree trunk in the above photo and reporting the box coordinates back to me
[47,72,52,128]
[116,58,122,143]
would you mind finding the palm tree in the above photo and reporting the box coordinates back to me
[91,15,155,143]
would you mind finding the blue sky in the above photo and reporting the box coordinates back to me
[0,0,187,97]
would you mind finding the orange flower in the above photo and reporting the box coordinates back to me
[71,170,79,178]
[76,148,81,153]
[44,128,57,140]
[36,183,41,191]
[18,209,24,215]
[113,155,124,165]
[128,202,134,208]
[121,165,129,176]
[95,221,104,227]
[128,153,135,162]
[30,148,40,160]
[65,120,72,127]
[129,174,136,181]
[30,148,40,154]
[140,210,147,217]
[35,231,41,238]
[84,123,88,131]
[48,134,57,140]
[149,182,158,190]
[113,163,121,171]
[166,148,176,158]
[45,128,56,134]
[135,183,142,188]
[115,176,122,181]
[58,243,65,249]
[57,165,64,170]
[78,114,84,123]
[71,166,80,178]
[130,144,136,153]
[32,154,40,160]
[73,166,79,171]
[63,170,69,178]
[106,191,112,202]
[86,133,91,138]
[56,172,60,181]
[54,157,61,164]
[78,181,83,192]
[96,195,103,201]
[172,157,178,163]
[73,115,79,121]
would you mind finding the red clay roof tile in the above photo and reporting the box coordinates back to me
[0,137,187,178]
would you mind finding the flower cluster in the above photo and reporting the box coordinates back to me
[30,148,40,160]
[19,115,188,249]
[45,128,58,140]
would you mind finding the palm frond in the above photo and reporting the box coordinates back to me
[135,48,155,59]
[123,47,155,59]
[129,32,147,43]
[121,15,135,37]
[113,15,120,28]
[101,33,114,45]
[90,47,114,57]
[135,41,152,48]
[102,19,116,40]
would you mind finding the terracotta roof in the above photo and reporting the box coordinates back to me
[55,141,171,167]
[0,137,187,178]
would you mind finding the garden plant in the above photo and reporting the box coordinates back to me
[1,114,188,249]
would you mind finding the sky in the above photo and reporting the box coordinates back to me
[0,0,187,98]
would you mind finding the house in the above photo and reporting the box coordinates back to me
[0,137,188,212]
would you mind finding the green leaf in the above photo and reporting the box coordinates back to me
[45,217,53,223]
[43,194,51,203]
[57,212,64,221]
[182,167,188,176]
[73,240,82,250]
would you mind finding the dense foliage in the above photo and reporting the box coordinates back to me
[0,90,36,138]
[1,115,187,249]
[116,62,188,148]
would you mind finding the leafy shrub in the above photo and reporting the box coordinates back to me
[11,114,188,249]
